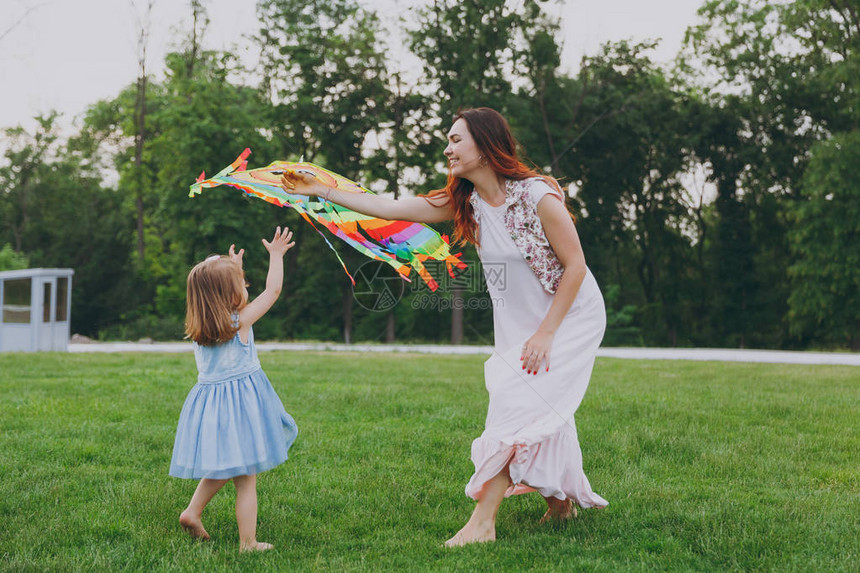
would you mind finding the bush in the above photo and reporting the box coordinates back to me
[97,313,185,342]
[603,284,644,346]
[0,244,29,271]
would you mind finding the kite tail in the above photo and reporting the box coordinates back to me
[189,148,252,197]
[411,256,440,292]
[447,253,467,278]
[291,204,356,286]
[318,200,412,282]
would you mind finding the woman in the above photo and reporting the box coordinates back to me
[281,107,607,546]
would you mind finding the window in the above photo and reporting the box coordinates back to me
[56,277,68,321]
[2,278,31,323]
[43,282,52,322]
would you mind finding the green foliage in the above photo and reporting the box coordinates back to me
[787,131,860,349]
[682,0,860,348]
[79,40,286,334]
[0,114,60,253]
[512,38,707,346]
[0,115,136,335]
[257,0,388,172]
[1,353,858,570]
[97,311,185,342]
[147,50,282,320]
[602,284,643,346]
[254,0,414,342]
[409,0,523,119]
[0,244,28,271]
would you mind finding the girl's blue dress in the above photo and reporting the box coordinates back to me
[169,323,298,480]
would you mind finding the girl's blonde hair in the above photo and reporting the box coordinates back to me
[185,256,246,345]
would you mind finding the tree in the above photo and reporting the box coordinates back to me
[0,115,58,253]
[516,39,705,345]
[409,0,526,120]
[256,0,393,343]
[685,0,859,191]
[0,115,136,335]
[787,131,860,349]
[145,49,281,327]
[129,0,156,262]
[684,0,860,348]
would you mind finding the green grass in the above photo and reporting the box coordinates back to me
[0,352,857,572]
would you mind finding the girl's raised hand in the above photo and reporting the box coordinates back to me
[262,226,296,256]
[228,244,245,267]
[281,169,327,197]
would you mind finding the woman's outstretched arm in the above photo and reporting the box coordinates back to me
[280,171,453,224]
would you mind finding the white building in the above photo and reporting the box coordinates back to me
[0,268,74,352]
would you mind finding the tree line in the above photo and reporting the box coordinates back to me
[1,0,858,350]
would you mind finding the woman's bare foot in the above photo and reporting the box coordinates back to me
[539,498,577,524]
[240,541,274,552]
[444,522,496,547]
[179,510,210,540]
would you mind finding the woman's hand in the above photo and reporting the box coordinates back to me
[281,169,328,197]
[228,244,245,267]
[262,226,296,257]
[521,330,555,375]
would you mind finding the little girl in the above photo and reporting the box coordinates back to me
[169,226,298,552]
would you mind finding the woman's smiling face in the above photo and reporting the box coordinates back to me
[444,118,483,178]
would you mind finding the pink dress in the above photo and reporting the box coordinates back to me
[467,181,608,507]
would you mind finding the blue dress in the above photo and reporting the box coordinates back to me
[169,322,298,480]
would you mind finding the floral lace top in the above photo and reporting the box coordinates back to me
[469,177,566,293]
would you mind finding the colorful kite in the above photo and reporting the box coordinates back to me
[189,148,465,291]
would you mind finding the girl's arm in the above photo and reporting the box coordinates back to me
[280,171,453,224]
[238,227,295,339]
[520,196,588,374]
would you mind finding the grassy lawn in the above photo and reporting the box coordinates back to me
[0,352,857,572]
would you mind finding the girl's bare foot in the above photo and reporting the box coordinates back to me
[444,523,496,547]
[179,510,210,540]
[539,498,577,524]
[240,541,274,552]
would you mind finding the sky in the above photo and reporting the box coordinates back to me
[0,0,703,134]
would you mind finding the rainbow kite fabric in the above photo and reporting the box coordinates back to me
[189,148,465,291]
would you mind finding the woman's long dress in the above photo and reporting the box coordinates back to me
[467,184,608,507]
